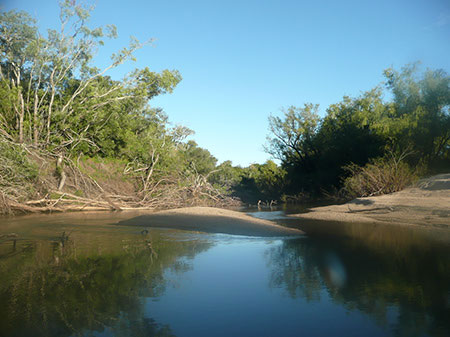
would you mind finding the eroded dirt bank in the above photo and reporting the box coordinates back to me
[290,174,450,229]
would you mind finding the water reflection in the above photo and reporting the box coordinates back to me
[1,211,449,337]
[266,230,450,337]
[0,225,212,337]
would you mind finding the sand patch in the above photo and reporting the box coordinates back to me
[117,206,304,237]
[291,174,450,228]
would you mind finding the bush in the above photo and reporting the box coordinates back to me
[0,139,39,201]
[342,153,419,198]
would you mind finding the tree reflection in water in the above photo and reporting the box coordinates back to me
[1,216,449,337]
[0,228,212,337]
[266,224,450,337]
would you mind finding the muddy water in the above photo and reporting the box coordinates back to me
[0,210,449,337]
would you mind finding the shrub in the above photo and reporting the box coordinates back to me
[0,139,39,201]
[342,152,419,198]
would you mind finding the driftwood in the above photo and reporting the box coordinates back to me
[0,141,241,215]
[21,191,123,211]
[56,154,67,191]
[5,180,240,214]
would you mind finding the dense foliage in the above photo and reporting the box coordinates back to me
[0,2,225,209]
[266,64,449,199]
[0,3,184,155]
[209,160,286,204]
[208,64,449,203]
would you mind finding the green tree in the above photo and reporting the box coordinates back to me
[313,88,388,190]
[0,1,182,151]
[180,140,217,175]
[383,64,450,167]
[266,103,320,166]
[0,10,38,143]
[208,160,244,192]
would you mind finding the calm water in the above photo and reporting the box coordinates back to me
[0,210,449,337]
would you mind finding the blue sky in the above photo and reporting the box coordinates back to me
[2,0,450,166]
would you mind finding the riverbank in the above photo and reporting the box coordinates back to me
[0,147,238,215]
[290,173,450,229]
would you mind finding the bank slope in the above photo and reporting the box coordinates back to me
[291,174,450,228]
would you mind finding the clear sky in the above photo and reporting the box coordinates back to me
[2,0,449,166]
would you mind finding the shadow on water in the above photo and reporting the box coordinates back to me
[0,220,212,337]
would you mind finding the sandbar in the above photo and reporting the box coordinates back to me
[117,206,304,237]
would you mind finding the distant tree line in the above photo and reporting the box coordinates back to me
[209,64,450,203]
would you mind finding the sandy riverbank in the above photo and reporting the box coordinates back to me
[290,173,450,229]
[117,206,304,237]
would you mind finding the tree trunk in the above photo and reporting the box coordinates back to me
[57,155,67,191]
[18,93,25,143]
[33,92,39,146]
[46,89,55,144]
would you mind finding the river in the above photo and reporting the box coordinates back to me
[0,209,449,337]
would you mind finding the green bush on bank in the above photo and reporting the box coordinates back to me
[0,139,39,200]
[341,154,420,198]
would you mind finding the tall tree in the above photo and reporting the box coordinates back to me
[0,1,182,151]
[266,103,320,167]
[384,64,450,165]
[0,10,37,143]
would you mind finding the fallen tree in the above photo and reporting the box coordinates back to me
[0,139,239,215]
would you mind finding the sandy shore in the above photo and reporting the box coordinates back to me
[291,173,450,228]
[117,206,304,237]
